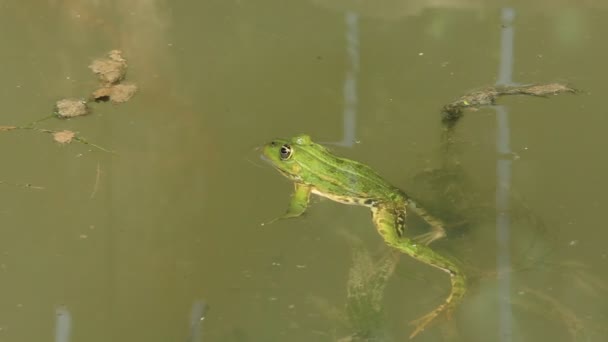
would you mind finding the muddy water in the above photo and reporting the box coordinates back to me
[0,1,607,341]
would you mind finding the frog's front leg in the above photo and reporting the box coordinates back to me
[263,183,311,226]
[282,182,311,219]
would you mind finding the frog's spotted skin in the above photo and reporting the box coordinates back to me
[262,134,466,338]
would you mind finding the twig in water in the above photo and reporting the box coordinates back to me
[90,163,101,199]
[0,126,115,154]
[0,180,45,190]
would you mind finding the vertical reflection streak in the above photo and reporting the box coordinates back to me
[186,300,207,342]
[55,306,71,342]
[496,7,516,342]
[339,11,359,147]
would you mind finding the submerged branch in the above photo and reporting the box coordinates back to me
[0,125,114,153]
[442,83,577,124]
[0,180,44,190]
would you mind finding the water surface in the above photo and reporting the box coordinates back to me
[0,1,607,341]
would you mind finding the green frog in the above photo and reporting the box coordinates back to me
[262,134,466,338]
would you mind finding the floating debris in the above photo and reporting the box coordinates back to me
[442,83,577,123]
[89,49,127,85]
[92,83,138,103]
[0,125,17,131]
[52,130,76,144]
[54,98,89,118]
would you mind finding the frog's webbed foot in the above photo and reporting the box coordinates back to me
[405,199,447,245]
[261,204,308,226]
[413,228,446,246]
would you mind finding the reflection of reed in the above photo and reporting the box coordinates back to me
[328,11,359,148]
[494,10,516,342]
[187,300,208,342]
[52,302,208,342]
[55,306,71,342]
[339,12,359,148]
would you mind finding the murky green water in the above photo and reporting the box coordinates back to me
[1,1,607,341]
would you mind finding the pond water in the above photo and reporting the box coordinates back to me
[0,1,607,341]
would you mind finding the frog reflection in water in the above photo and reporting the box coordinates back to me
[262,134,466,338]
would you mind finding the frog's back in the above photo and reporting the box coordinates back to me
[299,151,403,204]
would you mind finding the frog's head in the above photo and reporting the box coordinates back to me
[262,134,321,181]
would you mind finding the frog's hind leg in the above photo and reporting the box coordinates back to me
[371,205,466,338]
[405,199,447,245]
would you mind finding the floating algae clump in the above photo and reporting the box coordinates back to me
[52,130,76,144]
[54,98,89,118]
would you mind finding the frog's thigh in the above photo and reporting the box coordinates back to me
[371,206,401,242]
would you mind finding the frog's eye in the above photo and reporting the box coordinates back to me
[279,144,293,160]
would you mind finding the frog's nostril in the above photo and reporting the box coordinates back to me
[270,141,276,146]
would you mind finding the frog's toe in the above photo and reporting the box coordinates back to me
[408,311,439,338]
[413,230,446,246]
[408,303,452,338]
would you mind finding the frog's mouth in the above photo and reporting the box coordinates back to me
[260,154,298,180]
[259,153,277,167]
[259,153,270,163]
[260,153,280,169]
